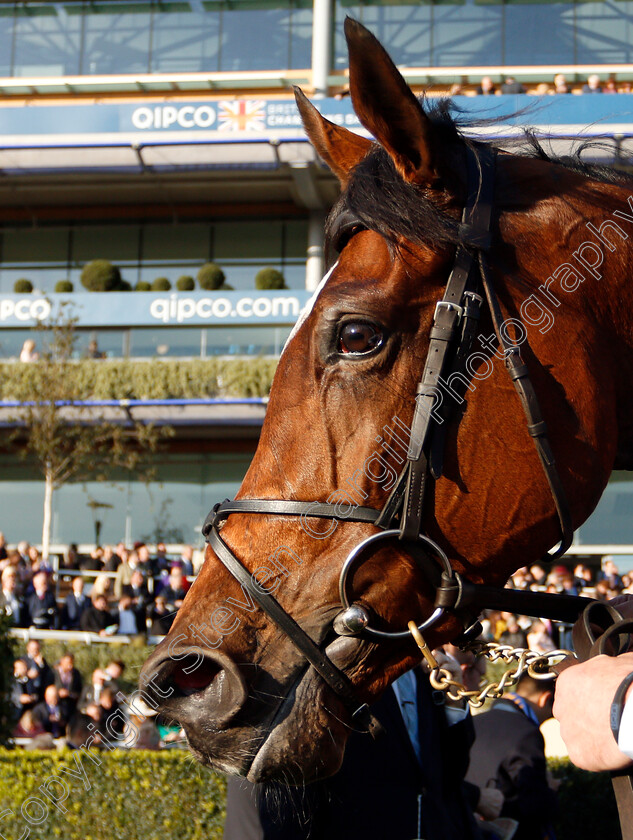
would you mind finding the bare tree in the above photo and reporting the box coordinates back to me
[9,305,170,558]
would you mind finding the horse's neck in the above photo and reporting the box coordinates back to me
[551,179,633,466]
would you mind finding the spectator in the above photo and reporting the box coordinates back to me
[136,544,154,577]
[448,83,464,96]
[102,545,120,572]
[532,83,550,96]
[61,575,88,629]
[114,549,135,599]
[104,660,125,695]
[25,639,54,699]
[26,570,58,629]
[98,687,124,738]
[0,531,7,562]
[91,572,112,598]
[65,712,97,750]
[501,75,525,94]
[528,564,547,586]
[160,567,187,611]
[149,595,174,634]
[0,566,27,626]
[465,673,558,840]
[620,82,632,93]
[28,545,53,575]
[595,578,617,600]
[553,73,570,94]
[499,614,528,648]
[116,595,140,635]
[19,339,38,362]
[13,709,45,739]
[526,620,556,653]
[84,703,102,728]
[32,684,68,738]
[12,658,40,716]
[582,74,602,93]
[134,718,161,750]
[80,593,115,635]
[598,557,623,589]
[573,563,593,588]
[54,652,83,718]
[79,668,107,707]
[123,569,151,610]
[476,76,496,95]
[560,571,580,597]
[15,542,30,579]
[80,546,103,571]
[61,543,79,570]
[153,541,170,575]
[179,545,194,576]
[604,79,617,94]
[85,338,105,359]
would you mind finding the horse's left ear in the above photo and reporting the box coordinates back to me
[345,17,437,186]
[294,86,372,184]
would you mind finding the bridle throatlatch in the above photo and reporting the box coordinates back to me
[203,143,586,735]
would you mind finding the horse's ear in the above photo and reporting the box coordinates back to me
[344,18,436,186]
[294,86,372,185]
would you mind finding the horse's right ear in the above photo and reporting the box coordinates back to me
[294,87,372,185]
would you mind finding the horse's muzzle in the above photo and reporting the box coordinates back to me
[139,644,248,730]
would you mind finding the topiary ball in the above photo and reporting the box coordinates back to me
[135,281,152,291]
[114,279,132,291]
[152,277,171,291]
[176,275,195,291]
[13,278,33,293]
[255,267,287,290]
[197,262,226,291]
[54,280,74,293]
[80,259,121,292]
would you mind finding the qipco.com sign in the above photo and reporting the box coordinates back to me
[131,104,217,131]
[0,297,51,326]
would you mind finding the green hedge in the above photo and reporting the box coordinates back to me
[0,750,226,840]
[0,358,278,400]
[0,750,621,840]
[550,758,621,839]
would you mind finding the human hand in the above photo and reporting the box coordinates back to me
[553,652,633,771]
[476,787,504,821]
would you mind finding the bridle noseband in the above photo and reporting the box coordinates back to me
[203,143,585,734]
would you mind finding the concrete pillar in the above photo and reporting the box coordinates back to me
[311,0,332,98]
[306,210,327,290]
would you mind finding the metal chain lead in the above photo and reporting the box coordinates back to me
[407,623,575,709]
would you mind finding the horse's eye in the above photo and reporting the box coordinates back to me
[338,322,384,355]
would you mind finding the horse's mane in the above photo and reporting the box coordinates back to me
[327,97,633,255]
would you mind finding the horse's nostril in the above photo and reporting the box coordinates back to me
[172,657,221,695]
[140,645,248,729]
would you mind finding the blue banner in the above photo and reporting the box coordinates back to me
[0,291,313,328]
[1,95,633,146]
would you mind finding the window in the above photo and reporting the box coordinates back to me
[81,0,153,74]
[13,2,82,77]
[150,1,221,72]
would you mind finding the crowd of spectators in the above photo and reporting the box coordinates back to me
[460,73,633,96]
[2,526,631,757]
[10,639,176,750]
[479,558,631,655]
[0,532,198,637]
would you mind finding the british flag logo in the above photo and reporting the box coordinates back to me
[218,100,267,132]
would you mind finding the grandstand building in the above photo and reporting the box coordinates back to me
[0,0,631,562]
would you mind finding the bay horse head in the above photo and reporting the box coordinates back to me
[140,19,632,782]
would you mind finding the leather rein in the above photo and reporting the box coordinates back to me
[203,143,591,733]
